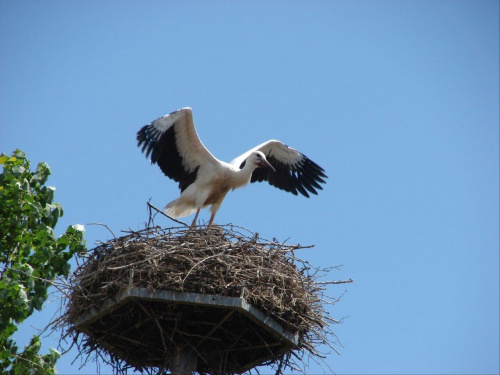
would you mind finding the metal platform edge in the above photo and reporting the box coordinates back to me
[74,287,299,347]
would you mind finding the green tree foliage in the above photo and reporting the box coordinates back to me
[0,150,86,374]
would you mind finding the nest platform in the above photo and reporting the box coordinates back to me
[62,225,345,374]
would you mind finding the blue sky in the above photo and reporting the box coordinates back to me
[1,1,498,374]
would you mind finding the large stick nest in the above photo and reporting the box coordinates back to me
[60,225,350,374]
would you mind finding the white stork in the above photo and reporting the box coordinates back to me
[137,107,327,228]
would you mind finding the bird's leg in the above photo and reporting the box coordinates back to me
[207,212,216,227]
[189,209,201,230]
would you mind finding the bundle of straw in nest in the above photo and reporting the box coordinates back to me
[61,225,349,374]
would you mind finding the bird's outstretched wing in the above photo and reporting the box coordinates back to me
[231,140,327,197]
[137,107,217,192]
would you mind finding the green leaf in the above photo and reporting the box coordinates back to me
[32,296,45,311]
[11,165,25,177]
[46,347,61,366]
[17,287,28,305]
[71,223,85,233]
[62,262,71,277]
[34,162,51,185]
[40,185,55,205]
[57,235,69,247]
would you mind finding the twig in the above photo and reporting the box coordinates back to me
[87,222,117,241]
[147,202,188,227]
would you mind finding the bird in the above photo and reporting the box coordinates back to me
[137,107,327,228]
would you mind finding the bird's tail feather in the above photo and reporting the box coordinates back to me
[165,199,197,218]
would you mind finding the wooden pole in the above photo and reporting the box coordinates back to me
[171,347,197,375]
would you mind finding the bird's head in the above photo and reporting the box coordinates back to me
[251,151,275,171]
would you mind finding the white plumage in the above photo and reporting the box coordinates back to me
[137,107,326,227]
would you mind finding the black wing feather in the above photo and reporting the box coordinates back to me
[249,153,326,198]
[137,122,199,192]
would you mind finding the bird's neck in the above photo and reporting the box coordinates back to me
[231,162,257,189]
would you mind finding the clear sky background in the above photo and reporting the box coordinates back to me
[1,1,499,374]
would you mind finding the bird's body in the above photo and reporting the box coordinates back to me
[165,157,255,220]
[137,107,326,227]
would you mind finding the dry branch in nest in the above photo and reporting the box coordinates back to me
[58,225,351,375]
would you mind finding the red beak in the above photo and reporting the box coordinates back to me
[259,158,275,172]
